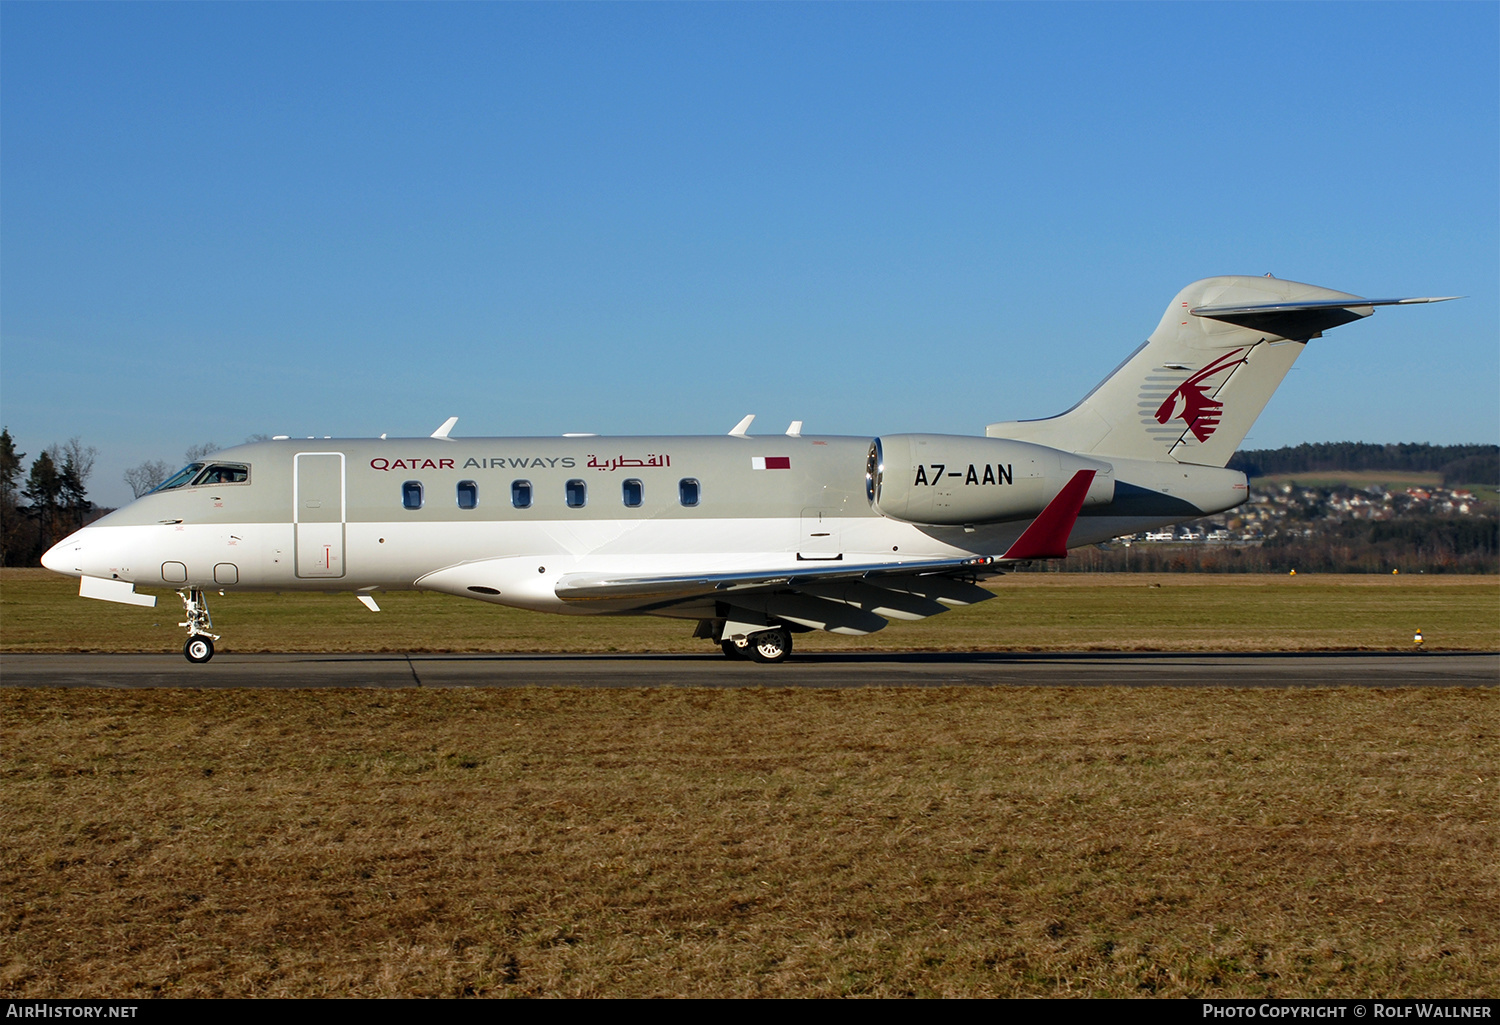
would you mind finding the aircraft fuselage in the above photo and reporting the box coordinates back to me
[46,433,1244,617]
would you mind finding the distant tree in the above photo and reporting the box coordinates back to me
[22,451,63,552]
[57,458,88,532]
[184,442,219,463]
[47,438,98,534]
[54,437,97,489]
[123,460,172,499]
[0,429,22,505]
[0,428,25,566]
[1230,442,1499,478]
[1442,453,1500,488]
[245,433,273,443]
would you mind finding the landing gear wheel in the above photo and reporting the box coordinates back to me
[184,635,215,664]
[720,639,748,660]
[176,587,220,663]
[746,628,792,664]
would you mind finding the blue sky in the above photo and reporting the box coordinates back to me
[3,2,1496,508]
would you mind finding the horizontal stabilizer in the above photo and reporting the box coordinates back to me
[1192,295,1459,341]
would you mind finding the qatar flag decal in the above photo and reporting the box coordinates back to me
[751,456,791,470]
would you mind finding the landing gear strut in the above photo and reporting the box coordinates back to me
[178,587,220,664]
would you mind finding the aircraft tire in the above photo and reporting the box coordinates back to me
[746,628,792,664]
[184,636,215,664]
[720,640,748,660]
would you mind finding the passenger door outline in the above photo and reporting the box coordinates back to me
[294,452,345,579]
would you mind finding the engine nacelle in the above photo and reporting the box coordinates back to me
[867,434,1115,526]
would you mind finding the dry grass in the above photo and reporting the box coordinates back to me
[3,570,1496,654]
[1,687,1495,997]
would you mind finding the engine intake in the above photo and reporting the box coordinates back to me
[867,434,1114,526]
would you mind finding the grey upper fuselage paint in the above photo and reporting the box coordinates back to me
[99,434,880,527]
[96,434,1237,532]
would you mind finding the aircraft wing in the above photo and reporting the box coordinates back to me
[554,553,999,604]
[553,469,1099,634]
[554,555,1002,634]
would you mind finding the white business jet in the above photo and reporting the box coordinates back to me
[42,276,1454,663]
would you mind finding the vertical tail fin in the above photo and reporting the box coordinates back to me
[986,276,1455,467]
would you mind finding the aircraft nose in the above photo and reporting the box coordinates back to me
[41,530,86,576]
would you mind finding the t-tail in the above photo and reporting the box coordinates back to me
[987,275,1457,467]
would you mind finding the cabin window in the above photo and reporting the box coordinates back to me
[566,479,587,508]
[457,480,478,509]
[193,463,249,485]
[402,481,423,510]
[622,479,643,508]
[153,463,206,492]
[679,478,700,507]
[511,480,532,509]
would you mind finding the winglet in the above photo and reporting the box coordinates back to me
[1000,470,1096,561]
[431,416,459,439]
[728,414,755,437]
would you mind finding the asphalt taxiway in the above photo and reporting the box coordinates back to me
[1,651,1495,688]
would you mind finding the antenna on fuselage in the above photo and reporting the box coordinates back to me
[728,414,755,437]
[786,421,803,437]
[430,416,459,440]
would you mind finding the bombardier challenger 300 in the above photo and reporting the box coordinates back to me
[42,276,1454,663]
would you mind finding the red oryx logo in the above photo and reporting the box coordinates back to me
[1154,349,1245,442]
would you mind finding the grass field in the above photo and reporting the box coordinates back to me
[3,569,1497,654]
[4,571,1495,997]
[1,686,1494,998]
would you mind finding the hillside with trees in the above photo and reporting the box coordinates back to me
[1228,442,1498,487]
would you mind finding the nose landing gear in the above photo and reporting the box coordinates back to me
[177,587,221,663]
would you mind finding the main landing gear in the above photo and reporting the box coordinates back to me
[178,587,220,663]
[721,627,793,664]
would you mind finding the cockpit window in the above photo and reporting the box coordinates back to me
[152,463,206,492]
[193,463,250,486]
[151,462,252,493]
